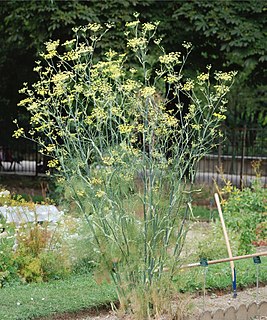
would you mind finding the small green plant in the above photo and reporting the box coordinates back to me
[0,227,19,287]
[14,221,71,282]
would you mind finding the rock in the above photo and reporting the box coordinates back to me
[236,304,247,320]
[224,306,236,320]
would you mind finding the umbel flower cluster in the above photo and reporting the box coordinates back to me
[14,19,235,175]
[14,17,236,317]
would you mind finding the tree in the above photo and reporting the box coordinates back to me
[174,0,267,127]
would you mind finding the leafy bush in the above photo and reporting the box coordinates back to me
[0,190,74,285]
[222,179,267,254]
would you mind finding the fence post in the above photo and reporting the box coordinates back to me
[240,126,246,189]
[218,133,222,171]
[35,142,38,176]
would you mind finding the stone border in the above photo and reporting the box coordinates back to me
[197,301,267,320]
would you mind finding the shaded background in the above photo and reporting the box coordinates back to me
[0,0,266,147]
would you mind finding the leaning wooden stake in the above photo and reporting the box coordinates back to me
[180,251,267,269]
[214,193,237,298]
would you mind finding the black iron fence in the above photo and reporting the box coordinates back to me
[0,128,266,186]
[0,140,45,176]
[196,127,267,187]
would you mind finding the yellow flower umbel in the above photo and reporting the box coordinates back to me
[42,40,60,59]
[47,159,59,168]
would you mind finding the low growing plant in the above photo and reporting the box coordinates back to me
[0,191,72,285]
[14,17,236,318]
[221,178,267,254]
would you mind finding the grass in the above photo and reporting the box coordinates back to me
[0,257,266,320]
[191,205,217,221]
[0,274,116,320]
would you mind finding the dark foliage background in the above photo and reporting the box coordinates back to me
[0,0,266,146]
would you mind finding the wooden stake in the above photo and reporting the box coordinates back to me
[180,251,267,269]
[214,193,237,297]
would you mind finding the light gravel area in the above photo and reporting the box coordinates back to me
[188,285,267,319]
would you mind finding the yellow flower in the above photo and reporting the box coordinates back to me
[18,97,34,107]
[127,37,147,51]
[47,159,59,168]
[91,107,107,121]
[63,39,76,47]
[182,41,192,50]
[215,84,230,95]
[182,80,194,91]
[77,43,93,55]
[105,49,117,59]
[102,156,115,166]
[215,71,237,82]
[121,79,140,92]
[45,40,60,52]
[91,177,103,185]
[46,144,56,153]
[140,86,156,98]
[125,20,140,28]
[77,190,85,197]
[164,74,180,84]
[162,114,178,127]
[95,190,105,198]
[43,40,60,59]
[13,128,24,139]
[159,52,181,65]
[197,73,209,82]
[52,71,73,83]
[118,124,134,134]
[191,124,202,130]
[62,50,80,61]
[142,22,157,32]
[87,23,102,32]
[110,106,122,117]
[33,66,42,73]
[213,112,226,120]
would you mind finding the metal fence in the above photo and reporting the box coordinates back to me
[196,127,267,187]
[1,128,267,186]
[0,141,44,176]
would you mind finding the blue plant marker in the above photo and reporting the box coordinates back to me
[253,256,261,264]
[200,257,208,267]
[232,268,237,298]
